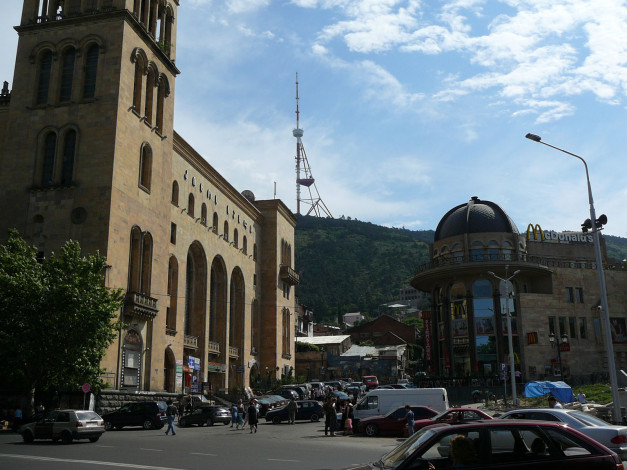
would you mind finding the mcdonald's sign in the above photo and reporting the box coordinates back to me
[526,223,545,241]
[527,331,538,345]
[451,303,466,319]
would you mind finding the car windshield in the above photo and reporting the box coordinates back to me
[568,410,612,427]
[76,411,101,420]
[377,428,437,468]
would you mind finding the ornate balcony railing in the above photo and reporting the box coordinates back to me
[207,340,220,355]
[124,291,158,320]
[184,335,198,349]
[228,346,239,358]
[279,265,300,286]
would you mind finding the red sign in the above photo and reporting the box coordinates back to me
[560,342,570,352]
[424,319,431,361]
[82,383,90,393]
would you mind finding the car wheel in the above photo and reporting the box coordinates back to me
[61,431,73,444]
[89,436,100,443]
[22,430,34,443]
[104,421,113,431]
[364,423,379,437]
[180,419,188,427]
[310,413,319,422]
[224,420,231,426]
[206,418,214,426]
[142,419,154,430]
[272,416,281,424]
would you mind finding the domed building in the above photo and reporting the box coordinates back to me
[412,197,627,385]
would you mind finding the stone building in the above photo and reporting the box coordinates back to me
[411,196,627,383]
[0,0,298,394]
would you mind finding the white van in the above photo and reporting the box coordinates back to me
[353,388,449,422]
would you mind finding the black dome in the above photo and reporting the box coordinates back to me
[434,197,519,241]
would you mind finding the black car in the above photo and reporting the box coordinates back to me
[102,401,167,430]
[179,406,231,427]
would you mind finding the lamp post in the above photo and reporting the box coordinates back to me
[525,133,621,422]
[488,267,520,405]
[549,332,569,380]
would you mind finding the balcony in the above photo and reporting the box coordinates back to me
[124,292,158,320]
[165,326,177,336]
[207,340,220,355]
[279,265,300,286]
[184,335,198,350]
[228,346,239,359]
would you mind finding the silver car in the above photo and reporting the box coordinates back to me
[20,409,105,444]
[500,408,627,459]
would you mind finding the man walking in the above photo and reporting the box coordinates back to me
[287,398,298,425]
[405,405,415,437]
[165,399,178,436]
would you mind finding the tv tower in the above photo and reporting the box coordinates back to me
[293,74,333,218]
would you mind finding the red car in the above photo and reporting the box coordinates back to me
[405,407,492,437]
[362,375,379,390]
[340,420,625,470]
[358,406,438,437]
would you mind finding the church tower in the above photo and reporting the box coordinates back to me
[0,1,180,390]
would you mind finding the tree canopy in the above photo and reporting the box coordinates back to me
[0,230,124,408]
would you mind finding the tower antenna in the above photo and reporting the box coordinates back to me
[293,73,333,218]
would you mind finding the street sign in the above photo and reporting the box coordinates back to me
[82,383,91,393]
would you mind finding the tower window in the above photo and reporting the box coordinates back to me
[42,132,57,187]
[59,48,75,102]
[83,44,99,99]
[61,130,76,186]
[144,69,154,125]
[187,194,195,217]
[171,180,179,205]
[139,144,152,191]
[37,50,53,105]
[133,61,143,112]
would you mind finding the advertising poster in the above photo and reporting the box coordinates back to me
[475,317,495,335]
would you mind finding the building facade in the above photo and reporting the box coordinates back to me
[411,197,627,383]
[0,0,298,394]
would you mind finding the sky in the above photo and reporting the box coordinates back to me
[1,1,627,237]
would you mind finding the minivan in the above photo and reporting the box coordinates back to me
[353,388,449,423]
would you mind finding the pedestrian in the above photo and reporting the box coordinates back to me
[343,401,353,435]
[236,400,245,430]
[247,401,258,433]
[576,390,587,404]
[405,405,415,437]
[287,398,298,425]
[323,398,333,436]
[329,398,338,436]
[164,399,178,436]
[230,403,237,427]
[548,395,563,409]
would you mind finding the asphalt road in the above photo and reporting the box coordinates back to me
[0,419,400,470]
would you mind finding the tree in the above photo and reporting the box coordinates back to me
[0,230,124,412]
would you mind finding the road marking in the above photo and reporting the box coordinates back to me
[267,459,301,462]
[140,448,163,452]
[0,453,186,469]
[190,452,217,456]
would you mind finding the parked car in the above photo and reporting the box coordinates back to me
[357,406,438,437]
[332,391,350,401]
[339,420,624,470]
[102,401,167,430]
[256,395,288,418]
[265,400,323,424]
[277,389,299,400]
[409,407,493,435]
[376,384,408,389]
[20,410,105,444]
[362,375,379,390]
[178,406,231,427]
[324,381,345,391]
[500,408,627,459]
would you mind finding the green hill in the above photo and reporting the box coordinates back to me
[294,215,627,324]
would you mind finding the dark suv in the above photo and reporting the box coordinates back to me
[102,401,167,430]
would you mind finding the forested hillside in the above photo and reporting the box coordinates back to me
[294,215,627,325]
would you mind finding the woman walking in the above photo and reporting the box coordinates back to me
[236,400,245,430]
[247,400,258,433]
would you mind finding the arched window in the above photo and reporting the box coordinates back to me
[133,61,143,111]
[187,193,194,217]
[223,221,229,241]
[171,181,179,205]
[471,241,484,261]
[167,256,178,331]
[156,79,166,134]
[503,241,513,260]
[139,144,152,191]
[282,308,291,356]
[488,241,499,260]
[59,48,75,102]
[451,243,463,263]
[144,68,154,124]
[140,0,149,26]
[128,227,153,294]
[164,9,174,58]
[233,229,238,248]
[242,236,247,255]
[83,44,99,99]
[201,203,207,225]
[212,213,218,233]
[42,131,57,187]
[36,50,53,105]
[133,0,141,16]
[61,130,76,186]
[253,243,257,261]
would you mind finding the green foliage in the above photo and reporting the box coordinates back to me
[0,230,124,401]
[605,235,627,263]
[403,316,424,329]
[296,341,320,352]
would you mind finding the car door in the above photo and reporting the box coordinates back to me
[382,407,406,434]
[34,411,57,439]
[52,411,71,439]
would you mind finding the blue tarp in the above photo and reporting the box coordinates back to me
[524,381,574,403]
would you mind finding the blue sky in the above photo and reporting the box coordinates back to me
[2,1,627,238]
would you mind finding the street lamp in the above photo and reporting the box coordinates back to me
[488,267,520,405]
[525,133,620,422]
[548,332,569,380]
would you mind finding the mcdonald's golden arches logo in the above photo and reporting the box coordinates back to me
[451,303,466,319]
[526,223,545,241]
